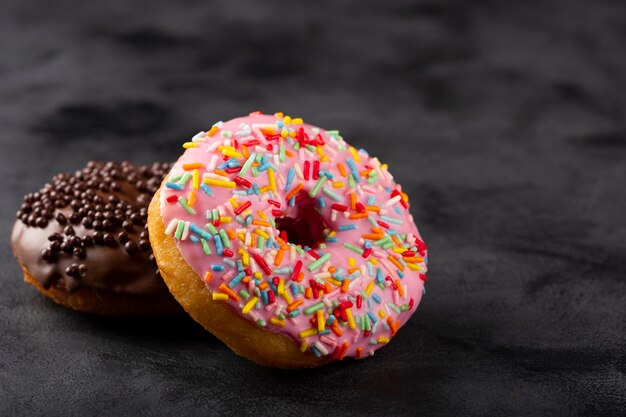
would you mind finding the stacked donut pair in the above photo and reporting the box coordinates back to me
[11,112,429,368]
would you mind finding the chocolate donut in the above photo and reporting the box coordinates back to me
[11,161,180,316]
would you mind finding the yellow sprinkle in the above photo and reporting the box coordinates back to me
[257,210,266,220]
[270,317,286,327]
[365,281,374,296]
[370,258,379,265]
[253,271,262,279]
[377,337,390,343]
[289,130,296,138]
[321,156,329,162]
[316,310,325,332]
[255,229,269,239]
[212,293,228,301]
[259,185,271,193]
[242,296,258,314]
[281,129,288,138]
[188,191,196,206]
[219,217,231,224]
[228,198,238,208]
[381,163,388,170]
[316,145,324,157]
[348,257,355,267]
[221,148,243,159]
[268,168,276,191]
[406,263,421,271]
[238,248,249,266]
[378,309,386,318]
[299,328,318,338]
[182,142,197,148]
[277,277,285,294]
[282,290,293,305]
[274,112,284,118]
[203,178,236,188]
[283,115,292,125]
[300,341,309,352]
[333,181,345,188]
[192,169,200,190]
[346,308,356,330]
[292,118,303,124]
[349,146,361,162]
[328,278,342,287]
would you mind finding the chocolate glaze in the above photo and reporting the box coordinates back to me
[11,161,171,297]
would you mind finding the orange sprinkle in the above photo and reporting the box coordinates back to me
[296,271,304,282]
[337,342,350,360]
[387,317,398,335]
[274,249,284,266]
[391,234,402,246]
[214,169,229,177]
[285,183,304,200]
[305,287,313,299]
[349,213,368,220]
[252,220,271,227]
[348,267,360,274]
[364,205,380,213]
[396,279,404,296]
[388,256,405,271]
[356,347,363,358]
[285,150,295,158]
[203,271,212,284]
[242,145,249,159]
[402,256,423,263]
[341,279,349,293]
[188,191,196,206]
[227,229,236,240]
[337,163,347,177]
[207,126,219,136]
[328,266,337,273]
[331,323,343,337]
[182,162,203,170]
[242,276,250,284]
[349,193,357,210]
[218,283,239,301]
[324,282,332,293]
[287,299,303,312]
[258,282,269,290]
[362,233,384,240]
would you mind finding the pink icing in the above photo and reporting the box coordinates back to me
[159,113,428,359]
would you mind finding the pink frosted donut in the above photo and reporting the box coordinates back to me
[153,112,428,366]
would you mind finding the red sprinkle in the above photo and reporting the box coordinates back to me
[222,249,234,257]
[362,248,372,258]
[355,202,366,213]
[234,201,252,215]
[225,167,242,174]
[377,220,390,229]
[166,195,178,203]
[272,276,280,286]
[409,298,415,309]
[233,176,252,188]
[252,254,272,275]
[419,274,427,282]
[331,204,349,212]
[312,160,320,180]
[303,161,310,180]
[268,199,281,208]
[271,209,283,217]
[307,249,320,260]
[243,139,260,146]
[356,295,362,309]
[403,251,415,257]
[291,260,303,281]
[267,290,276,304]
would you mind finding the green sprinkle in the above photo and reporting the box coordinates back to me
[387,302,401,314]
[348,174,356,188]
[178,196,196,215]
[205,223,218,235]
[308,253,331,272]
[256,320,266,327]
[174,220,185,240]
[200,238,212,255]
[257,236,265,250]
[219,229,231,249]
[279,145,286,162]
[239,289,250,299]
[239,153,256,176]
[304,302,325,315]
[343,243,364,255]
[309,176,327,198]
[322,187,342,201]
[169,174,182,182]
[178,172,192,186]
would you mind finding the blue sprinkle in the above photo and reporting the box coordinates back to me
[200,184,213,196]
[317,329,331,335]
[346,158,360,183]
[367,311,378,324]
[288,310,301,318]
[339,224,357,231]
[189,235,199,243]
[190,224,211,240]
[223,259,236,267]
[372,294,382,304]
[165,181,183,190]
[227,159,241,168]
[317,197,326,208]
[285,167,295,192]
[252,184,260,195]
[376,268,384,283]
[214,235,224,255]
[216,161,229,170]
[236,260,244,272]
[211,264,224,272]
[393,206,403,215]
[367,196,376,205]
[228,271,246,288]
[289,197,296,207]
[261,290,269,305]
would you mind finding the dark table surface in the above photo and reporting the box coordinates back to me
[1,0,625,416]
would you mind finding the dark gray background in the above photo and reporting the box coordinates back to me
[1,0,625,416]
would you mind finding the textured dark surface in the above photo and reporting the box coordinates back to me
[1,0,625,416]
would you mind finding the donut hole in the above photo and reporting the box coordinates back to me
[275,197,327,249]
